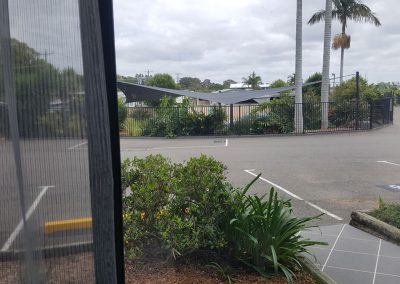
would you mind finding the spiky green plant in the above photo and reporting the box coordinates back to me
[225,174,326,283]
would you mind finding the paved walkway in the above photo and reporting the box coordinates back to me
[303,224,400,284]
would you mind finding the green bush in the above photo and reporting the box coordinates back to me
[370,197,400,229]
[140,97,226,137]
[253,96,295,133]
[224,175,325,282]
[122,155,326,282]
[122,154,232,259]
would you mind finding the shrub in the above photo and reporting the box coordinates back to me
[370,197,400,229]
[224,175,325,282]
[141,98,226,137]
[254,96,295,133]
[122,154,233,259]
[122,155,326,283]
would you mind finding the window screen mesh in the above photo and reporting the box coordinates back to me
[1,0,99,282]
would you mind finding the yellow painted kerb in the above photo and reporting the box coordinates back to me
[45,217,92,234]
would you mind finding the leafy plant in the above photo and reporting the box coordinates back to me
[206,262,234,284]
[224,175,326,283]
[122,154,233,259]
[370,197,400,229]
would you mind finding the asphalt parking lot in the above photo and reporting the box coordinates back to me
[120,108,400,226]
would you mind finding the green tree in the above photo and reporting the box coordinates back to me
[179,77,202,91]
[287,73,295,85]
[303,72,322,97]
[331,76,378,102]
[222,79,236,89]
[10,39,60,137]
[269,79,288,88]
[146,73,176,89]
[308,0,381,84]
[242,71,262,90]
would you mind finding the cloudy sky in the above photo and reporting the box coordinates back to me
[114,0,399,84]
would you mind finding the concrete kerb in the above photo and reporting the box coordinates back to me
[350,211,400,245]
[301,257,337,284]
[119,124,392,140]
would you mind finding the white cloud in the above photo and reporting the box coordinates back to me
[114,0,399,83]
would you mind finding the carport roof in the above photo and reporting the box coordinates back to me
[117,81,320,105]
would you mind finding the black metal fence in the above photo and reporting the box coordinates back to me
[121,97,394,137]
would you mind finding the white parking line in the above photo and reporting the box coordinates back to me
[244,169,343,221]
[67,141,87,150]
[244,170,303,200]
[1,185,54,252]
[377,160,400,167]
[372,239,382,284]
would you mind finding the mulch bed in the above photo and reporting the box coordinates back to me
[1,252,315,283]
[125,258,315,284]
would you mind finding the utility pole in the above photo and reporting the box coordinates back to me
[38,50,55,62]
[145,69,153,78]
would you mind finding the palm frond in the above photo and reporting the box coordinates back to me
[307,10,325,25]
[349,3,381,26]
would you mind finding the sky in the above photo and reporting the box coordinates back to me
[114,0,399,84]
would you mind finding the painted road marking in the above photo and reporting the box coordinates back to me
[244,170,343,221]
[67,141,87,150]
[377,160,400,167]
[1,185,54,252]
[244,170,304,200]
[45,217,92,234]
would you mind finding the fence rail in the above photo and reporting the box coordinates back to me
[120,97,394,137]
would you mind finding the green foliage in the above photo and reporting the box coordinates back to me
[370,197,400,229]
[146,73,177,89]
[304,73,322,97]
[122,155,233,259]
[122,155,326,283]
[118,98,128,130]
[223,79,236,89]
[224,175,326,282]
[269,79,288,88]
[5,39,86,138]
[140,98,226,137]
[243,71,262,90]
[331,76,381,102]
[253,96,295,133]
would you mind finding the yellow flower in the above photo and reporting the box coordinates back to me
[140,212,145,220]
[184,208,190,214]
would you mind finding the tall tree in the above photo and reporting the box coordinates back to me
[308,0,381,84]
[242,71,262,89]
[320,0,333,128]
[295,0,303,132]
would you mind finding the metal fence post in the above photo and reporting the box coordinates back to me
[229,104,234,129]
[369,101,374,129]
[355,71,360,130]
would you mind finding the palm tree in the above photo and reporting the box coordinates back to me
[321,0,333,128]
[308,0,381,84]
[242,71,262,89]
[295,0,303,133]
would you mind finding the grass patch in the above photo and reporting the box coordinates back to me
[370,197,400,229]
